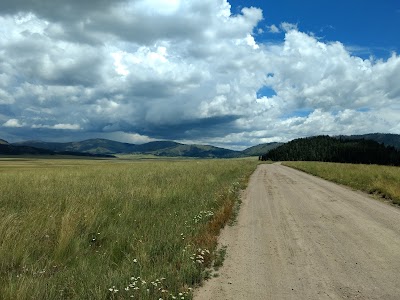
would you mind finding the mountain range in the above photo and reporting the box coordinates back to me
[241,142,284,156]
[0,139,114,158]
[1,133,399,158]
[10,139,242,158]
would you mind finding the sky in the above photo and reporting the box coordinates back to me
[0,0,399,149]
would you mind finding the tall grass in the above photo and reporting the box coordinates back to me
[0,158,258,299]
[283,161,400,205]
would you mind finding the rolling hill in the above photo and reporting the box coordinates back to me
[241,142,283,156]
[151,143,241,158]
[13,139,242,158]
[12,139,136,154]
[338,133,400,149]
[1,139,114,157]
[0,143,55,155]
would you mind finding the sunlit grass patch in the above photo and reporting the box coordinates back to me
[283,161,400,205]
[0,158,257,299]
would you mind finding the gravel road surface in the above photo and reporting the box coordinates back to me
[194,163,400,299]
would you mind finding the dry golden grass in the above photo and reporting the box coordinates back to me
[283,161,400,205]
[0,158,258,299]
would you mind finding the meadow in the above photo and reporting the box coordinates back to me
[0,158,258,299]
[283,161,400,205]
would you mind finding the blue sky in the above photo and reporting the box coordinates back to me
[0,0,399,149]
[233,0,400,58]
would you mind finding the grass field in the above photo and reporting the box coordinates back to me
[0,158,258,299]
[283,161,400,205]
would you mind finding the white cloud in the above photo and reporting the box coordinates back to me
[111,51,130,76]
[0,1,399,148]
[31,123,81,130]
[245,34,259,49]
[3,119,24,128]
[136,0,181,15]
[264,31,400,112]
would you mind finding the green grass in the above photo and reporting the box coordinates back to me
[0,158,258,299]
[283,161,400,205]
[212,245,227,271]
[115,154,181,160]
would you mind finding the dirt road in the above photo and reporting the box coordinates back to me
[194,164,400,300]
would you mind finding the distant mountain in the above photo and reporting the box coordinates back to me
[0,143,55,155]
[242,142,284,156]
[337,133,400,149]
[1,140,114,157]
[10,133,400,159]
[153,144,241,158]
[13,139,136,154]
[13,139,242,158]
[133,141,181,153]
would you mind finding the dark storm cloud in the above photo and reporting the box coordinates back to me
[0,0,125,22]
[131,115,241,140]
[0,0,209,45]
[89,14,204,45]
[5,33,104,86]
[128,81,184,98]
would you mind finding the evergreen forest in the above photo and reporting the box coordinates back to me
[261,136,400,166]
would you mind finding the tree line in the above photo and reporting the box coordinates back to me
[260,136,400,166]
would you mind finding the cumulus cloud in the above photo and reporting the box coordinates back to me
[32,123,81,130]
[0,0,399,148]
[3,119,24,128]
[240,30,400,143]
